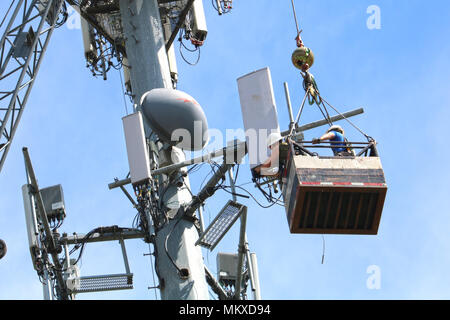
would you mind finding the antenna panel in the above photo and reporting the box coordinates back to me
[237,67,280,168]
[122,112,152,185]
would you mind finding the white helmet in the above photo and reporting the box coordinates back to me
[267,132,282,148]
[327,125,344,135]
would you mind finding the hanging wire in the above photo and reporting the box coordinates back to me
[211,0,220,12]
[321,235,326,264]
[54,2,69,28]
[164,218,185,275]
[211,0,232,14]
[179,33,201,66]
[220,184,283,209]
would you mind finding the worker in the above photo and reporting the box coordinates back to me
[312,125,354,156]
[253,132,283,176]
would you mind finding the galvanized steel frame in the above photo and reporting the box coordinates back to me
[0,0,65,172]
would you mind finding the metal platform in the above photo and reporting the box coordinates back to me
[71,273,133,294]
[282,145,387,235]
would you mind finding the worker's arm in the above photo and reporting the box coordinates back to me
[313,132,335,143]
[254,143,280,175]
[254,152,275,172]
[320,132,335,141]
[260,158,273,169]
[254,156,272,173]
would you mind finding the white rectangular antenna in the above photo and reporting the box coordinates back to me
[122,112,152,185]
[80,17,96,63]
[22,184,39,268]
[122,57,132,93]
[237,67,280,168]
[190,0,208,43]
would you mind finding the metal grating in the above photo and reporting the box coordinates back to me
[300,190,380,231]
[283,153,387,235]
[72,273,133,294]
[288,187,386,235]
[196,201,244,251]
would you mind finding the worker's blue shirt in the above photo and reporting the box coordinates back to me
[330,131,346,154]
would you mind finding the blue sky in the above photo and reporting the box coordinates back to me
[1,0,450,300]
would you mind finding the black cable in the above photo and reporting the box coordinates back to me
[71,231,94,266]
[211,0,232,14]
[220,185,282,209]
[187,164,198,174]
[164,218,184,275]
[211,0,219,12]
[179,29,201,66]
[217,184,249,199]
[54,2,69,28]
[199,165,214,190]
[210,161,226,189]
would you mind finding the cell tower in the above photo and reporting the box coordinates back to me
[1,0,259,300]
[0,0,387,300]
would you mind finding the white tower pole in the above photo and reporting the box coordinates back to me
[119,0,209,300]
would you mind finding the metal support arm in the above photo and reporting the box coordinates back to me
[281,108,364,138]
[108,140,247,190]
[185,161,234,217]
[60,229,145,245]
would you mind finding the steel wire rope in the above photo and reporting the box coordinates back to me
[319,94,373,141]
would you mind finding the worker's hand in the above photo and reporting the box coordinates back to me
[312,138,321,144]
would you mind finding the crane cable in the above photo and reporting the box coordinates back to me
[289,1,373,142]
[290,0,304,47]
[291,0,300,36]
[289,0,333,131]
